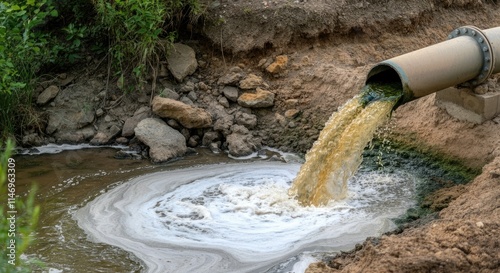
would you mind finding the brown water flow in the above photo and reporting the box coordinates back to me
[289,83,401,206]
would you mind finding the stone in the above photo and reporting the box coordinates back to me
[22,133,43,147]
[180,81,195,93]
[122,107,151,137]
[187,91,198,101]
[188,135,200,147]
[218,72,244,86]
[239,74,265,90]
[134,118,187,163]
[90,124,121,145]
[218,96,230,108]
[213,114,234,136]
[96,108,104,117]
[225,128,261,157]
[160,88,180,100]
[285,109,300,119]
[202,131,220,146]
[46,109,95,135]
[222,86,239,102]
[37,85,60,105]
[237,88,275,108]
[234,111,258,129]
[152,96,212,128]
[266,55,288,74]
[166,43,198,82]
[116,137,129,145]
[208,142,222,154]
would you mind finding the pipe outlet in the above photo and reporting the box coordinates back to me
[366,26,500,105]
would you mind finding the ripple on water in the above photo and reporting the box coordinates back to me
[74,162,417,273]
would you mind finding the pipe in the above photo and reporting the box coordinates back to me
[366,25,500,105]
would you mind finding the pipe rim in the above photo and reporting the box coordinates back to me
[448,25,494,86]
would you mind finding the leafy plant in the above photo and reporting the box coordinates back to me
[0,139,42,272]
[92,0,203,87]
[0,0,59,141]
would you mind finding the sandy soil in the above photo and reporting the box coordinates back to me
[196,0,500,272]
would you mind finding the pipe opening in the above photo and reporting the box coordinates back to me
[363,64,407,107]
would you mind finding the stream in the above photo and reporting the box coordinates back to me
[17,145,421,273]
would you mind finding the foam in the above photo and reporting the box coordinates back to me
[75,162,417,273]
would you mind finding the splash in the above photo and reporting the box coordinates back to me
[289,83,401,206]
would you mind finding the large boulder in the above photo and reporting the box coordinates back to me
[237,88,275,108]
[166,43,198,82]
[152,96,212,128]
[134,118,187,163]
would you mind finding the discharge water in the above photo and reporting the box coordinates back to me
[289,82,402,206]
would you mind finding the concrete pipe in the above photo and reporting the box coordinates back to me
[366,25,500,105]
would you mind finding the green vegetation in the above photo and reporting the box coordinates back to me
[0,139,41,272]
[92,0,202,89]
[0,0,202,143]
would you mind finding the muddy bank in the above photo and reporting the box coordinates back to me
[27,0,500,272]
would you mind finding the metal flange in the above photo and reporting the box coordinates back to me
[448,25,494,86]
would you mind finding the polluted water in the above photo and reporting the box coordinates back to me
[74,82,416,273]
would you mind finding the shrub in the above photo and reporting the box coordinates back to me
[92,0,202,87]
[0,139,41,272]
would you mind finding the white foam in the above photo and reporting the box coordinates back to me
[75,162,417,273]
[18,143,128,155]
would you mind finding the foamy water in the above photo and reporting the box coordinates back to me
[75,162,417,273]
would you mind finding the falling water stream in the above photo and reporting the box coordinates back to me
[17,83,465,273]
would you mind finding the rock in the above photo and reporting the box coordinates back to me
[218,72,244,86]
[166,43,198,82]
[225,126,261,157]
[237,88,275,108]
[22,133,44,147]
[46,109,95,135]
[187,91,198,101]
[180,96,194,106]
[208,142,222,153]
[188,135,200,147]
[213,114,234,136]
[266,55,288,74]
[285,109,300,119]
[218,96,230,108]
[122,107,151,137]
[160,88,180,100]
[474,84,489,95]
[152,96,212,128]
[90,124,121,145]
[122,117,140,137]
[115,137,129,145]
[222,86,239,102]
[202,131,220,146]
[239,74,265,90]
[180,81,195,93]
[37,85,60,105]
[198,81,210,91]
[275,113,287,127]
[226,133,254,157]
[134,118,187,163]
[235,111,258,129]
[96,108,104,117]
